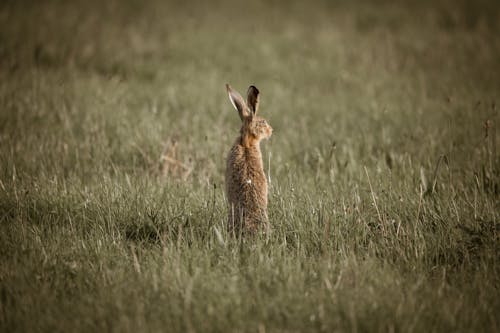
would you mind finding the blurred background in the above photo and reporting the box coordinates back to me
[1,0,498,185]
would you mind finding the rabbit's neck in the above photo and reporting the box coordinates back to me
[239,136,263,166]
[240,135,261,150]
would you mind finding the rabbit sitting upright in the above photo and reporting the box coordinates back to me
[225,84,273,234]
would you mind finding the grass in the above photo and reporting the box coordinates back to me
[0,0,499,332]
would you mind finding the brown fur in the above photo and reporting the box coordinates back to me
[225,84,273,234]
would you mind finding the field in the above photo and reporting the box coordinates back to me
[1,0,499,332]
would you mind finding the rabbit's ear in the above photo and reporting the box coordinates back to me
[247,85,260,115]
[226,84,250,121]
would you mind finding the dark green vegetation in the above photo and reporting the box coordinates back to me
[1,0,499,332]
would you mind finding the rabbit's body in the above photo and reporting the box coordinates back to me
[226,139,268,232]
[225,84,272,234]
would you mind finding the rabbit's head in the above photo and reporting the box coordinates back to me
[226,84,273,145]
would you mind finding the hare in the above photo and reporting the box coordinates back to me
[225,84,273,234]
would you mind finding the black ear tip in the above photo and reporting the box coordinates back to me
[249,85,259,94]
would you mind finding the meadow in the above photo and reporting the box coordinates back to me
[0,0,499,331]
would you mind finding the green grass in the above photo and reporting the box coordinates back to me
[1,0,499,332]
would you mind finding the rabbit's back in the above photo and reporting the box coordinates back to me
[226,142,268,232]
